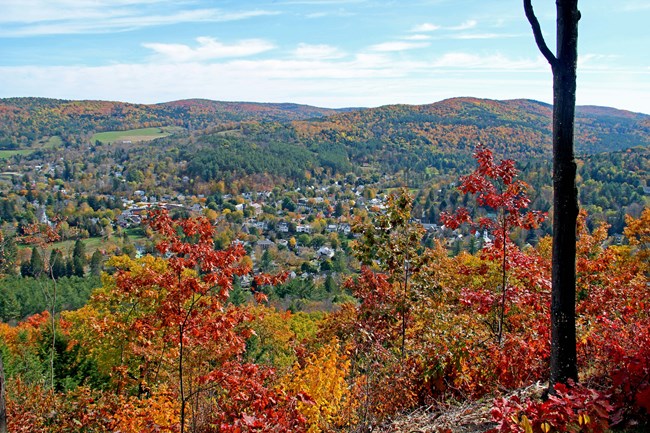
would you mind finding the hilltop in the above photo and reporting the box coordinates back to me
[1,97,648,158]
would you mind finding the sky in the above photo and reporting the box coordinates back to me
[0,0,648,113]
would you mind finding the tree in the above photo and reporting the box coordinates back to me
[0,234,17,276]
[441,144,545,344]
[0,353,5,433]
[78,209,292,433]
[28,246,44,278]
[49,249,66,280]
[72,239,86,277]
[524,0,580,386]
[89,250,104,276]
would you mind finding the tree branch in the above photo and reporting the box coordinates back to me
[524,0,558,68]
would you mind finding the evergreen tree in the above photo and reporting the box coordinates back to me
[323,274,337,293]
[73,239,86,264]
[65,258,74,278]
[89,250,104,276]
[28,247,44,278]
[72,239,86,277]
[49,249,66,280]
[73,257,85,277]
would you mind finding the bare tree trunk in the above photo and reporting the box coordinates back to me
[524,0,580,388]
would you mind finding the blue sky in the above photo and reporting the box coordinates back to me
[1,0,648,113]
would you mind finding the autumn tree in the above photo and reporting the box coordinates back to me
[0,333,4,433]
[17,221,62,390]
[524,0,580,387]
[352,188,428,358]
[69,209,299,433]
[441,144,545,344]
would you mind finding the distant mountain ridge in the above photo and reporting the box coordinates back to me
[290,97,650,157]
[0,97,340,148]
[0,96,648,156]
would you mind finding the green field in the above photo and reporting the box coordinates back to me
[0,149,34,159]
[17,230,147,258]
[92,126,182,144]
[44,136,63,148]
[0,136,64,160]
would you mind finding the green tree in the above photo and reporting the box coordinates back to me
[72,239,86,277]
[323,274,337,293]
[49,249,66,280]
[28,247,44,278]
[89,250,104,276]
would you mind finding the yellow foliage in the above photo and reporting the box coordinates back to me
[282,340,353,432]
[624,207,650,273]
[112,387,180,433]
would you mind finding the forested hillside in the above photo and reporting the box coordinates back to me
[0,98,340,149]
[0,96,648,432]
[292,97,650,160]
[1,97,648,157]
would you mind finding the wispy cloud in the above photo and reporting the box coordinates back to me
[143,37,275,62]
[431,52,547,70]
[451,32,522,40]
[410,23,440,32]
[293,43,346,59]
[2,51,647,112]
[403,34,432,41]
[369,41,430,52]
[1,3,279,36]
[411,19,478,34]
[447,20,478,31]
[305,10,356,18]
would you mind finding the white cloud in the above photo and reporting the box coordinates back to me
[143,38,276,62]
[403,34,432,41]
[0,4,279,36]
[408,20,478,37]
[368,41,430,52]
[411,23,440,32]
[431,52,547,70]
[1,0,163,23]
[1,52,647,113]
[293,43,346,59]
[447,20,478,31]
[452,32,521,40]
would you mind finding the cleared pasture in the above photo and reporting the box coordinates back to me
[92,126,181,144]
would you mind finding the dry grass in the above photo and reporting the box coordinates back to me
[376,382,547,433]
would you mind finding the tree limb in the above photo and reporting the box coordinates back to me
[523,0,558,68]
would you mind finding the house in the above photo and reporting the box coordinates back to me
[117,210,142,228]
[256,239,275,250]
[338,223,351,235]
[249,203,263,216]
[317,246,335,259]
[297,224,312,234]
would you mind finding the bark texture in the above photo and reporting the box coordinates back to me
[524,0,580,387]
